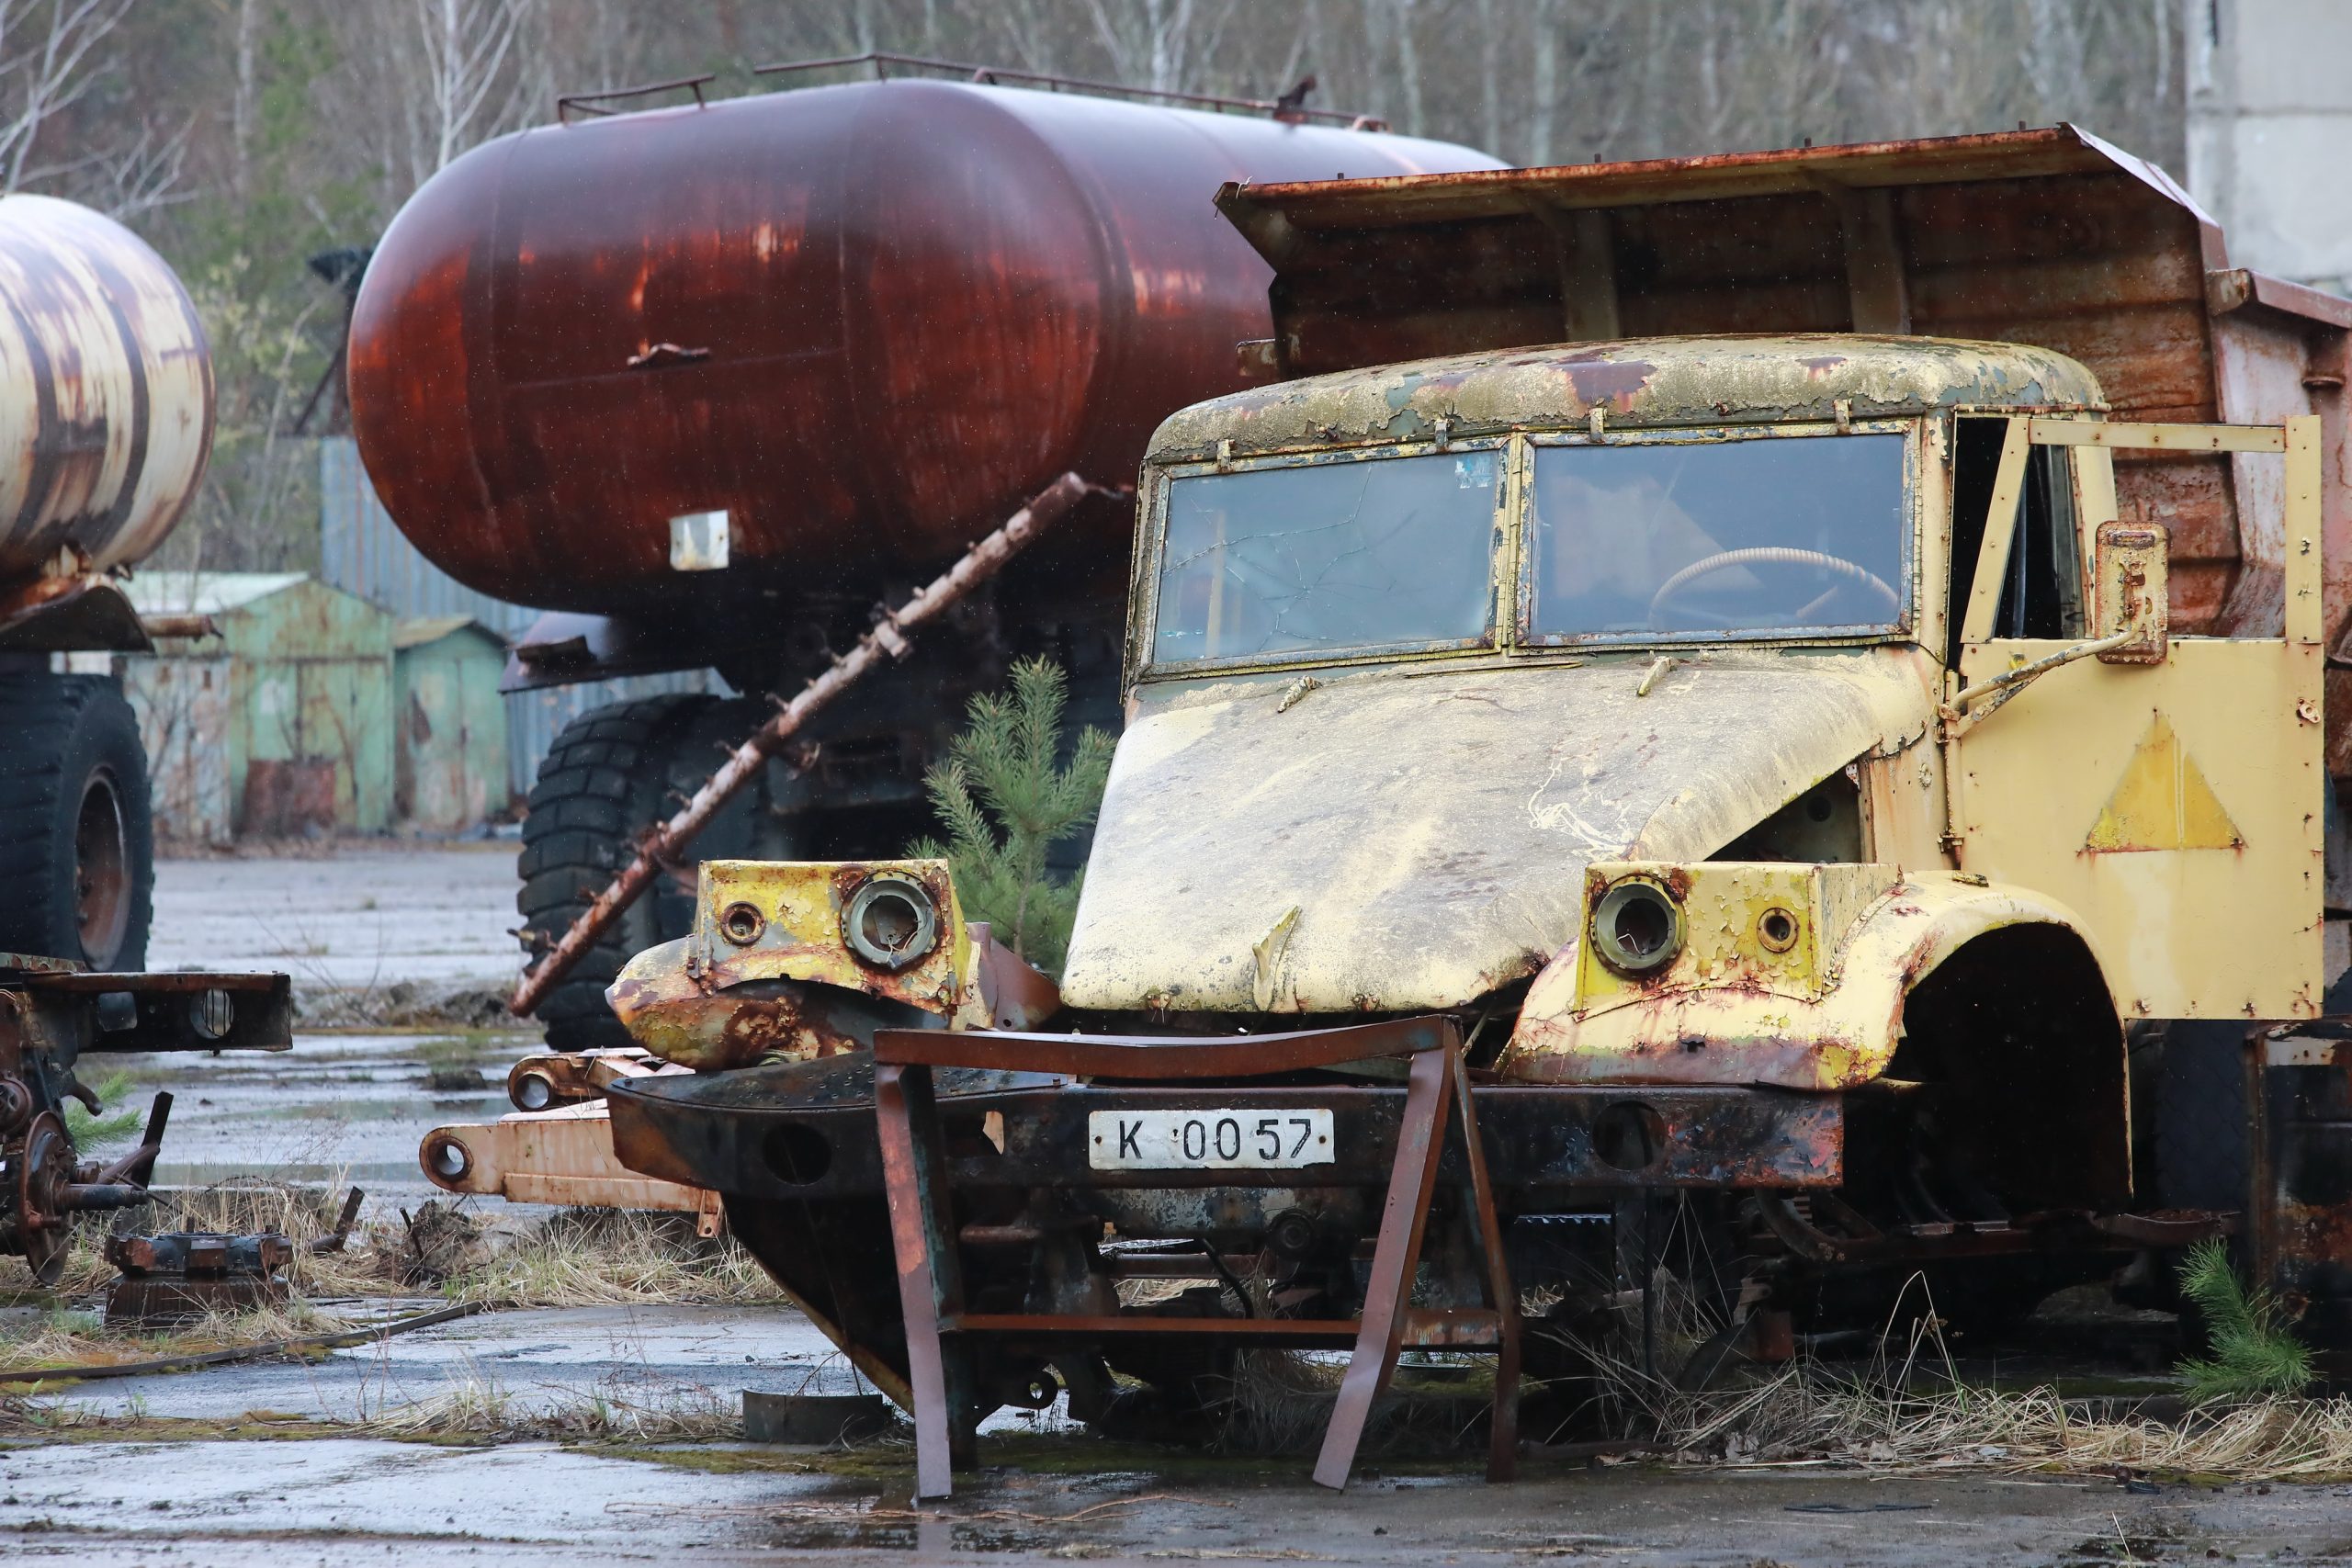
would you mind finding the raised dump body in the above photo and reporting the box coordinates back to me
[1213,124,2352,772]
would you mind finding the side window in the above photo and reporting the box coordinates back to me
[1946,419,2086,665]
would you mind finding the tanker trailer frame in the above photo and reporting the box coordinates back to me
[0,954,290,1285]
[345,60,1500,1050]
[0,196,216,973]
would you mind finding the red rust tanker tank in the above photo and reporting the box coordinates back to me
[347,77,1498,630]
[350,73,1495,1051]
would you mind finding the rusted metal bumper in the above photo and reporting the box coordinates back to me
[606,1052,1845,1202]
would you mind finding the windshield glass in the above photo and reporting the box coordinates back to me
[1151,450,1500,664]
[1527,434,1908,639]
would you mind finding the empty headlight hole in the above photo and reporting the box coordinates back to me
[425,1136,470,1181]
[1592,1100,1668,1171]
[718,901,765,946]
[1007,1368,1061,1411]
[187,988,234,1040]
[843,875,939,971]
[1758,907,1800,953]
[762,1122,832,1185]
[1593,879,1682,974]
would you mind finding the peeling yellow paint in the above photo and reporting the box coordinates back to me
[1058,652,1937,1015]
[606,859,967,1070]
[2083,715,2245,852]
[1148,335,2107,465]
[1505,866,2098,1089]
[1250,904,1300,1010]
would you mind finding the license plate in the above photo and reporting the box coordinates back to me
[1088,1109,1335,1170]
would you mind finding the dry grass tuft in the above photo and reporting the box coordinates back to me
[1,1175,384,1302]
[1204,1270,2352,1483]
[1207,1349,1498,1458]
[0,1371,748,1446]
[1568,1274,2352,1483]
[2,1192,780,1386]
[436,1206,786,1309]
[351,1372,742,1443]
[0,1297,353,1377]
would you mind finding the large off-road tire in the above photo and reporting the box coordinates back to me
[518,692,778,1051]
[0,671,153,970]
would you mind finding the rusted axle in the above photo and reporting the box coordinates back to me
[509,473,1092,1019]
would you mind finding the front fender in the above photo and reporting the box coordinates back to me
[1500,864,2107,1089]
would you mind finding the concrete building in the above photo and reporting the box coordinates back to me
[2187,0,2352,293]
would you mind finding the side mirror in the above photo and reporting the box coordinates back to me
[2094,522,2168,664]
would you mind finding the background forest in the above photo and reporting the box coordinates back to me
[6,0,2188,574]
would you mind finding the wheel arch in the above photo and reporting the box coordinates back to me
[1885,913,2132,1210]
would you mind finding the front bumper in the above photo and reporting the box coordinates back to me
[605,1051,1845,1202]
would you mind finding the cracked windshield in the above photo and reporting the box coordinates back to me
[1152,449,1500,662]
[1528,432,1908,639]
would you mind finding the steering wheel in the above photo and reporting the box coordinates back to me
[1646,547,1900,629]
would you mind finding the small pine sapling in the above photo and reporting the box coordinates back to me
[910,657,1114,976]
[62,1068,141,1150]
[2176,1238,2312,1403]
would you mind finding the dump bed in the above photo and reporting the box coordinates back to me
[1214,126,2352,771]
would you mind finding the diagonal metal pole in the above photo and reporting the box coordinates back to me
[509,472,1093,1019]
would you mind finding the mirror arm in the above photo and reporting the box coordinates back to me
[1940,627,2138,739]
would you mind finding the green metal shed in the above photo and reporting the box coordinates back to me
[121,573,396,840]
[392,616,512,831]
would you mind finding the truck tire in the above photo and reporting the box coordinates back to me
[518,692,779,1052]
[0,671,153,970]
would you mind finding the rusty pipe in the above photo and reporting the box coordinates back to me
[138,612,219,639]
[509,473,1092,1019]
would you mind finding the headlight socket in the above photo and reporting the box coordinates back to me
[842,873,941,971]
[1592,877,1684,976]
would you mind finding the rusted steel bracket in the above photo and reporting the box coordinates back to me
[1754,1192,2233,1266]
[871,1015,1520,1499]
[511,473,1092,1019]
[423,1047,719,1233]
[2,961,292,1284]
[422,1100,724,1236]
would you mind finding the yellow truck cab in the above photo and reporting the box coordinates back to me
[1062,331,2322,1222]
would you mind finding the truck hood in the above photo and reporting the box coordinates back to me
[1057,651,1935,1014]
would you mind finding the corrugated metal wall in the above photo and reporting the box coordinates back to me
[319,438,720,805]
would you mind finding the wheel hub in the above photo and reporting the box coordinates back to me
[73,767,129,967]
[6,1111,76,1285]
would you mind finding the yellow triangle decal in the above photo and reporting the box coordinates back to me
[2084,715,2245,852]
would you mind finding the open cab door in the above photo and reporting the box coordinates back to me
[1949,415,2324,1021]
